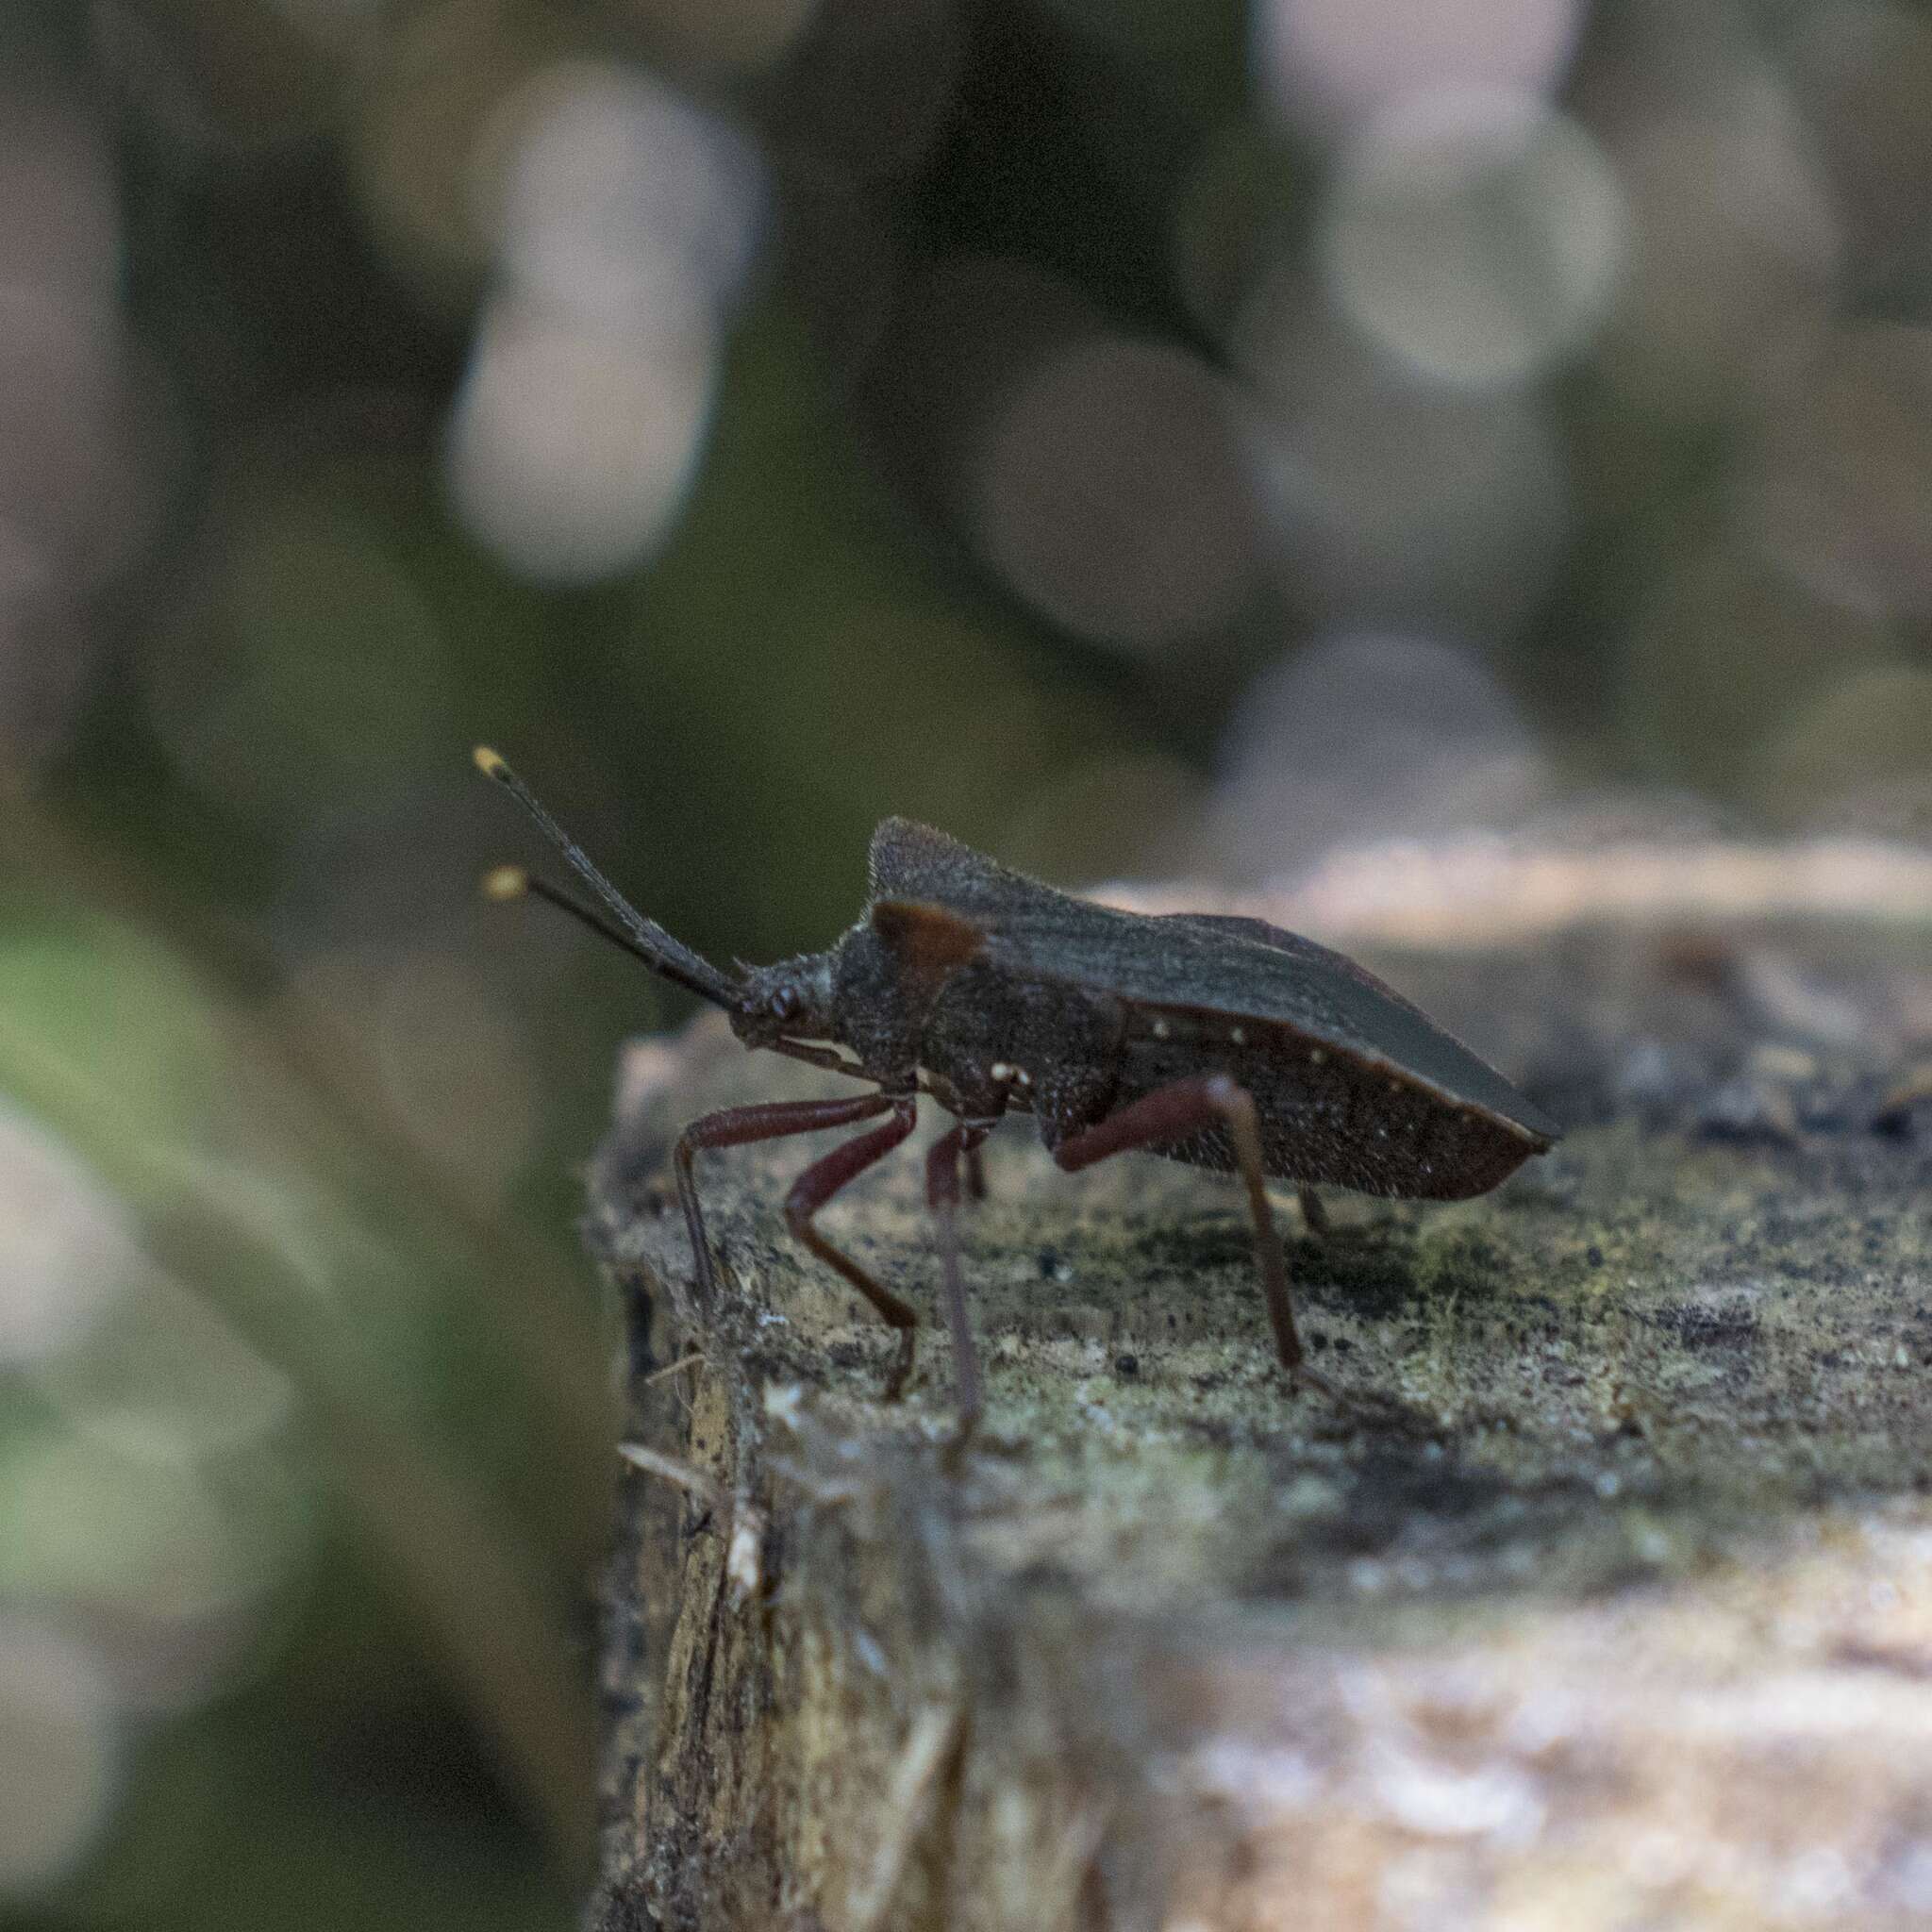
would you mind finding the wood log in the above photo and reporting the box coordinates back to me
[585,838,1932,1932]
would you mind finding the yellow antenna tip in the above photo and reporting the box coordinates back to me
[473,745,508,779]
[482,865,528,903]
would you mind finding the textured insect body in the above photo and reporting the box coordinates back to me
[854,820,1556,1193]
[477,749,1558,1424]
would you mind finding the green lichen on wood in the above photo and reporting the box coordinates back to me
[587,911,1932,1931]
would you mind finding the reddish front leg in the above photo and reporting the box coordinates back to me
[1053,1074,1326,1388]
[925,1120,995,1429]
[675,1091,896,1307]
[675,1089,923,1393]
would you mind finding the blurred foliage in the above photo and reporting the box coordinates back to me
[2,0,1930,1924]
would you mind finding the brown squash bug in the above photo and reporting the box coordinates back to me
[475,748,1558,1423]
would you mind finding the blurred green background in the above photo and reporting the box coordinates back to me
[4,0,1931,1924]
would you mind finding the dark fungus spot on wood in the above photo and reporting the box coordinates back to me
[1650,1301,1761,1349]
[1131,1220,1256,1274]
[1298,1250,1418,1322]
[1422,1243,1524,1308]
[624,1294,662,1386]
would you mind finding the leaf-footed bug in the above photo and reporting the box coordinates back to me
[475,748,1559,1424]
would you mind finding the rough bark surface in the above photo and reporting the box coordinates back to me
[584,840,1932,1932]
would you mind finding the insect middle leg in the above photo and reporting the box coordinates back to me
[1051,1074,1325,1388]
[925,1120,995,1429]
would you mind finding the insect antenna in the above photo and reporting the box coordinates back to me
[474,747,738,1010]
[475,753,874,1085]
[481,864,678,972]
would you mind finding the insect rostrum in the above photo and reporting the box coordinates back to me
[476,748,1559,1424]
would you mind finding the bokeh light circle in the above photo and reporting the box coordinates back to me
[445,294,716,585]
[1594,75,1840,421]
[0,1621,120,1894]
[1213,633,1546,880]
[1321,89,1626,387]
[1743,322,1932,622]
[0,1104,138,1368]
[3,1428,298,1715]
[491,59,765,330]
[33,1265,295,1466]
[1239,312,1573,642]
[1256,0,1584,138]
[969,334,1264,653]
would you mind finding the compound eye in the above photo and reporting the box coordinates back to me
[769,987,800,1023]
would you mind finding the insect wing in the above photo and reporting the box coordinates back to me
[865,819,1555,1142]
[1160,913,1557,1141]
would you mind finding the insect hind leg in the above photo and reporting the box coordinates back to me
[1052,1074,1331,1391]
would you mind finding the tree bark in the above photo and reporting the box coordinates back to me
[584,838,1932,1932]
